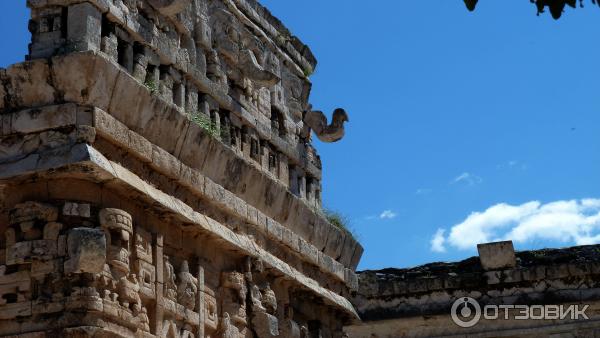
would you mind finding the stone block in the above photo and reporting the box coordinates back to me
[64,227,106,274]
[331,260,345,281]
[318,251,335,274]
[477,241,516,271]
[483,271,501,285]
[6,242,33,265]
[349,244,364,271]
[256,210,268,233]
[339,235,358,268]
[281,227,299,252]
[128,130,153,163]
[93,107,130,147]
[51,53,118,111]
[0,154,40,180]
[62,202,91,218]
[298,238,318,266]
[108,70,145,127]
[142,104,189,155]
[251,311,279,337]
[0,302,31,320]
[246,204,259,225]
[179,164,205,191]
[195,15,212,49]
[323,225,345,260]
[31,259,61,277]
[501,269,522,283]
[568,263,591,277]
[345,269,359,291]
[266,218,283,242]
[6,60,55,110]
[67,2,102,52]
[546,263,570,280]
[10,104,76,134]
[177,121,213,169]
[280,319,301,338]
[278,192,298,223]
[309,215,329,252]
[151,144,182,179]
[522,266,546,281]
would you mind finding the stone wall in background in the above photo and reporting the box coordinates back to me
[346,241,600,338]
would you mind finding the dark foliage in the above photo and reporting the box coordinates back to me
[464,0,600,19]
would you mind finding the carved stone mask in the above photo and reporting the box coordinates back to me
[99,208,133,274]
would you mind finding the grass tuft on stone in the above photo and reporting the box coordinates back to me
[189,110,220,139]
[322,208,358,240]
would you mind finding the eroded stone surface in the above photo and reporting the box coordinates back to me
[0,0,361,337]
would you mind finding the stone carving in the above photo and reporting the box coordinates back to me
[134,226,156,298]
[250,284,264,311]
[239,49,280,88]
[164,255,178,301]
[218,312,241,338]
[204,288,219,332]
[147,0,191,17]
[135,226,153,263]
[100,208,133,276]
[210,6,279,110]
[0,0,361,334]
[251,311,279,337]
[177,260,198,310]
[116,273,142,309]
[9,202,58,227]
[6,202,61,265]
[62,202,91,218]
[220,271,247,328]
[249,282,279,337]
[261,284,277,315]
[302,107,350,143]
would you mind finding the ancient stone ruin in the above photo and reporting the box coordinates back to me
[346,241,600,337]
[0,0,361,337]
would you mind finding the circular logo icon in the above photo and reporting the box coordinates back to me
[451,297,481,328]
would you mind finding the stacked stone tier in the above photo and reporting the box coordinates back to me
[0,51,362,274]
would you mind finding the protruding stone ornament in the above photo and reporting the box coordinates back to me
[302,107,349,143]
[147,0,191,16]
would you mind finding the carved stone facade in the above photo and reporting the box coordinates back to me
[0,0,361,336]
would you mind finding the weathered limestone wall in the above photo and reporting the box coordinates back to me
[346,241,600,338]
[0,0,361,337]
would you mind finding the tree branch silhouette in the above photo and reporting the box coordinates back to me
[464,0,600,19]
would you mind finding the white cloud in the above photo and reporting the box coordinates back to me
[380,210,398,220]
[430,229,447,253]
[451,172,483,186]
[432,199,600,252]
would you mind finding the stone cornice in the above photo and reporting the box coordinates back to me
[0,142,360,322]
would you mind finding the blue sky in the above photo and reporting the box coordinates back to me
[2,2,599,270]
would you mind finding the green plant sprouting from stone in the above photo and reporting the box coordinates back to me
[190,110,220,139]
[321,208,358,240]
[144,79,158,94]
[303,66,314,78]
